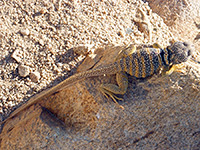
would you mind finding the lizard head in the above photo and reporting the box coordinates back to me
[167,41,194,65]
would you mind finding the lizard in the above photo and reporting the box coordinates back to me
[0,41,194,125]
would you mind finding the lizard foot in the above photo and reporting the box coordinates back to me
[99,86,124,109]
[166,64,186,75]
[98,72,128,110]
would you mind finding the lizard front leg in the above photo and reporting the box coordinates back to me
[99,72,128,108]
[115,44,136,61]
[165,64,186,75]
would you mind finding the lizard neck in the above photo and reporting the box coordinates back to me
[160,48,171,66]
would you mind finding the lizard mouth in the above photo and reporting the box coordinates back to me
[168,41,194,64]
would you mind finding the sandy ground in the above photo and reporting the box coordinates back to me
[0,0,171,119]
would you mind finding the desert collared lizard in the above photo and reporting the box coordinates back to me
[0,41,194,125]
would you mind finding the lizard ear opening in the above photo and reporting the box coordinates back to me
[188,49,192,57]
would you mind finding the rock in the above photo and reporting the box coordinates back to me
[133,8,152,42]
[73,45,90,56]
[38,39,44,46]
[18,65,30,77]
[146,0,200,41]
[0,45,199,149]
[11,49,22,63]
[30,71,40,82]
[20,28,30,36]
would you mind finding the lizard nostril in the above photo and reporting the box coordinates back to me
[183,42,189,47]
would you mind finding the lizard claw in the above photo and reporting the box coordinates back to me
[98,86,124,109]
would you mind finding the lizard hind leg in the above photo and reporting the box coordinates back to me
[99,72,128,109]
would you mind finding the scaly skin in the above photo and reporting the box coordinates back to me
[0,41,193,125]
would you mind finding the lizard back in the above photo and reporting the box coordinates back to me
[117,41,193,78]
[117,47,170,78]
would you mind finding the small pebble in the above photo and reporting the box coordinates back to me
[73,45,89,56]
[40,8,47,14]
[7,101,15,107]
[11,49,21,63]
[126,28,133,34]
[0,108,3,113]
[73,44,93,56]
[20,28,30,36]
[46,43,53,50]
[117,31,125,37]
[39,39,44,46]
[18,65,30,77]
[30,71,41,82]
[46,44,56,54]
[57,63,63,68]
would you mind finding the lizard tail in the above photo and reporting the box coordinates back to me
[0,63,118,125]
